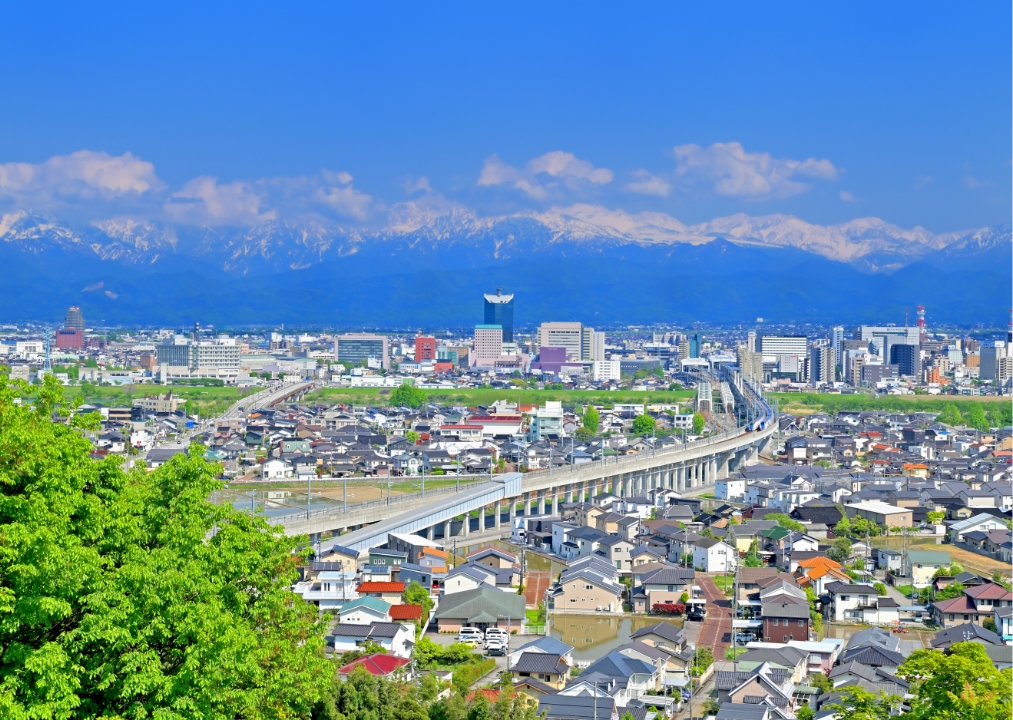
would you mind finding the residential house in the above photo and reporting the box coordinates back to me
[761,602,810,643]
[549,569,624,612]
[356,581,405,604]
[949,513,1008,543]
[825,582,899,625]
[902,551,951,588]
[597,535,636,573]
[511,652,570,690]
[337,597,391,624]
[714,663,797,711]
[837,627,908,669]
[329,622,415,658]
[932,581,1013,628]
[631,567,696,613]
[508,636,575,670]
[694,538,738,573]
[995,606,1013,644]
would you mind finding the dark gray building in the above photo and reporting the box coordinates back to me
[890,343,921,378]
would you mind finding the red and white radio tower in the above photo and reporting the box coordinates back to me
[917,305,926,340]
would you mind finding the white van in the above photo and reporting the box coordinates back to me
[457,627,484,643]
[485,627,508,641]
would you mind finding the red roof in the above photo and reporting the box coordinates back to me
[339,653,410,676]
[965,583,1013,601]
[389,604,423,620]
[357,582,406,593]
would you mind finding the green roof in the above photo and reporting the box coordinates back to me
[761,526,791,540]
[433,586,525,623]
[338,597,391,614]
[907,551,951,565]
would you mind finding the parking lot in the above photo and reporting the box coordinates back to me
[425,628,513,686]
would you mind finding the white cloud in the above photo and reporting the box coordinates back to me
[404,176,433,195]
[625,170,670,197]
[671,141,838,199]
[0,150,160,204]
[165,177,275,225]
[478,151,613,199]
[839,190,856,202]
[963,176,989,190]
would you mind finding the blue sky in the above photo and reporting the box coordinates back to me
[0,3,1009,232]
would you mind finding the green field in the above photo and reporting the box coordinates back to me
[772,392,1011,421]
[305,386,695,408]
[57,384,257,418]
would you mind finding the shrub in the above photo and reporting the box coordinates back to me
[652,602,686,615]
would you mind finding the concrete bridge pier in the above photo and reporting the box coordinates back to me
[494,500,502,528]
[442,520,451,539]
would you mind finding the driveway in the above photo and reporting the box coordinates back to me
[693,575,733,659]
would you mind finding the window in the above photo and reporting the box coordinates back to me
[798,620,804,627]
[783,635,789,642]
[949,614,955,621]
[841,595,849,601]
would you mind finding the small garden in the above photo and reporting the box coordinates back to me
[413,637,497,692]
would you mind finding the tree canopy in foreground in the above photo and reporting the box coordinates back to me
[0,375,330,719]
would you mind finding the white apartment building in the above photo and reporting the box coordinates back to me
[593,360,621,382]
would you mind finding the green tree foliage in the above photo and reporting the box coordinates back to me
[692,647,714,676]
[934,582,966,601]
[632,414,656,435]
[937,404,964,426]
[403,580,433,627]
[692,412,705,435]
[927,511,946,525]
[582,405,599,432]
[766,513,806,532]
[405,430,420,444]
[795,706,814,720]
[873,582,887,596]
[0,374,331,719]
[744,541,762,567]
[808,672,832,695]
[834,513,852,537]
[964,403,989,432]
[828,537,854,563]
[898,641,1012,720]
[824,686,898,720]
[389,382,428,409]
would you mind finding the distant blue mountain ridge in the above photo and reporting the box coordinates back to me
[0,205,1008,327]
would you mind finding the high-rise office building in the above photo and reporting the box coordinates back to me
[472,325,504,366]
[759,334,808,357]
[414,337,437,361]
[55,329,83,350]
[832,326,845,364]
[64,306,85,332]
[536,322,603,362]
[889,343,922,378]
[483,288,514,342]
[746,331,757,352]
[980,340,1007,381]
[334,334,390,369]
[689,333,701,359]
[856,326,920,359]
[809,346,837,384]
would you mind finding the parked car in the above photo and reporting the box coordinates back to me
[687,607,707,622]
[457,628,484,644]
[458,637,482,649]
[485,628,508,642]
[486,640,507,656]
[734,633,755,645]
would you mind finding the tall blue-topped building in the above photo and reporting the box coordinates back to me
[483,288,514,342]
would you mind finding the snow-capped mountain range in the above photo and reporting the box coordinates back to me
[0,203,1006,276]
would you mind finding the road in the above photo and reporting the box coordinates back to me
[154,381,314,450]
[694,574,733,660]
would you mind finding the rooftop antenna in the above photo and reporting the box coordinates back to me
[917,305,926,340]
